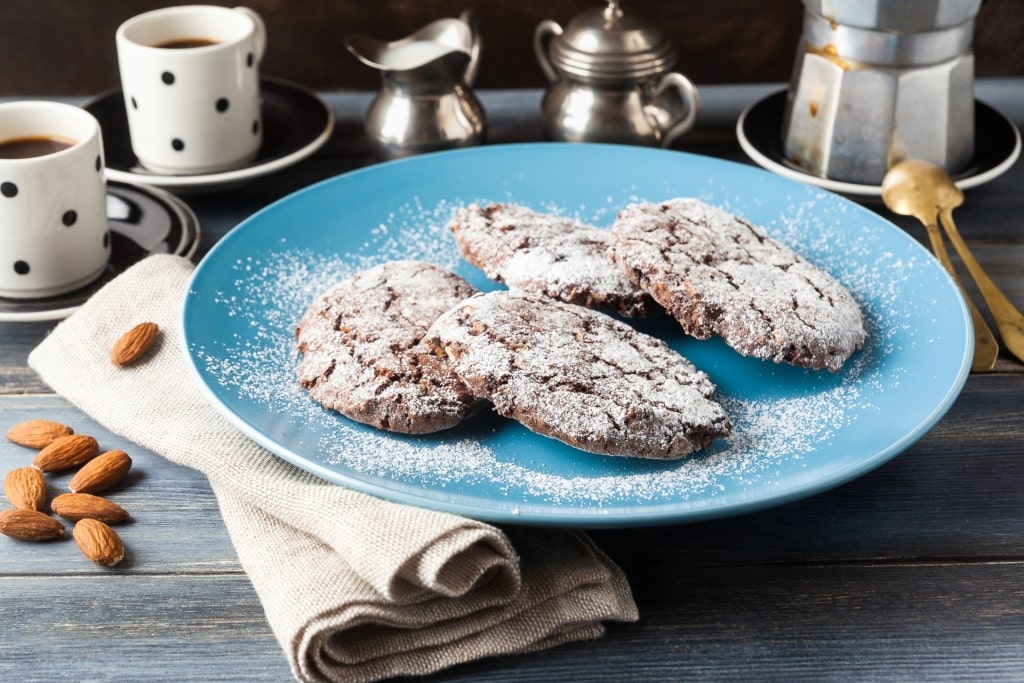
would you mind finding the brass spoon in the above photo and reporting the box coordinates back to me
[881,161,999,372]
[920,160,1024,364]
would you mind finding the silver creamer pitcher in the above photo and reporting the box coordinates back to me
[345,11,485,160]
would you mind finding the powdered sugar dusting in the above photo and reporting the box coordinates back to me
[294,260,482,433]
[189,184,950,517]
[428,290,731,459]
[609,198,867,372]
[449,203,656,316]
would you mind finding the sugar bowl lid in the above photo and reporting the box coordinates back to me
[547,1,677,81]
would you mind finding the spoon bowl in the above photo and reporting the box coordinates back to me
[881,159,958,217]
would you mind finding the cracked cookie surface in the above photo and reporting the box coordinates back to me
[427,290,732,459]
[608,198,866,372]
[449,202,657,317]
[295,260,485,434]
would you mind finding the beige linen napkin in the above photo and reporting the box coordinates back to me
[28,254,637,683]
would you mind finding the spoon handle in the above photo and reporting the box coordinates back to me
[939,207,1024,364]
[923,219,999,372]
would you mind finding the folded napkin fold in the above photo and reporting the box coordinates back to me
[28,254,637,683]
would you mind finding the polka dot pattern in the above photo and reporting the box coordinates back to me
[125,46,262,170]
[2,139,107,288]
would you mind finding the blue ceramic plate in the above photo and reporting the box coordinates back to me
[182,143,972,527]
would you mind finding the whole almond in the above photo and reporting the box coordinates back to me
[3,466,48,511]
[69,449,132,494]
[110,321,160,366]
[32,434,100,473]
[51,492,130,524]
[73,518,125,567]
[5,419,74,448]
[0,508,64,541]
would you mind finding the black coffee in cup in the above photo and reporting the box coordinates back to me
[155,38,221,49]
[0,135,77,159]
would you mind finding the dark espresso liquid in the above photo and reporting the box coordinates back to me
[154,37,220,49]
[0,135,76,159]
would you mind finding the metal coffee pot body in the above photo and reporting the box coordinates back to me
[534,1,699,148]
[345,12,485,160]
[783,0,981,184]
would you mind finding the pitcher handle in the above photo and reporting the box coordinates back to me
[652,71,700,148]
[533,20,563,83]
[459,9,482,86]
[234,6,267,63]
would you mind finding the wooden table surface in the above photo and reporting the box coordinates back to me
[2,82,1023,682]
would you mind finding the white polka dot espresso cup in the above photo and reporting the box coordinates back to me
[0,101,110,299]
[116,5,267,175]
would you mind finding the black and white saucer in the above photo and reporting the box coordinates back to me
[84,76,334,192]
[0,181,200,322]
[737,89,1022,197]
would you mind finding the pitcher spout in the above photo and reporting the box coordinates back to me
[344,11,480,84]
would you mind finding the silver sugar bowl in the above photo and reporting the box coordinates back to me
[534,1,700,147]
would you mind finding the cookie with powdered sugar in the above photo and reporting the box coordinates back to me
[427,290,731,459]
[449,202,657,317]
[608,198,866,372]
[295,260,485,434]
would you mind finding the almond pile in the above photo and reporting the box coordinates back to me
[2,419,132,567]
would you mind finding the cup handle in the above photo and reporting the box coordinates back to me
[234,6,267,63]
[533,20,563,83]
[652,71,701,147]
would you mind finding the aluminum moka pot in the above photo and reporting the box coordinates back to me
[534,0,699,147]
[782,0,981,184]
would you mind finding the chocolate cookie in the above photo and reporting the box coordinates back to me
[427,291,732,459]
[449,202,657,317]
[608,198,866,372]
[295,260,485,434]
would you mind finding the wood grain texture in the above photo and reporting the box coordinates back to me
[2,563,1023,682]
[591,375,1024,566]
[2,393,1023,681]
[0,576,289,682]
[1,84,1023,682]
[0,0,1022,96]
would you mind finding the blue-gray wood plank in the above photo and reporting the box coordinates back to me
[2,85,1024,682]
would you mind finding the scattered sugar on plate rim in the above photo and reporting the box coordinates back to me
[191,185,931,514]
